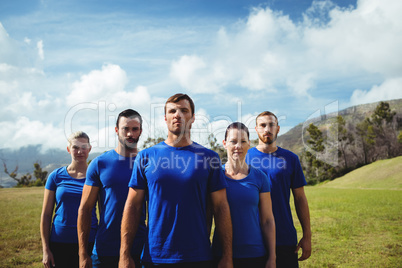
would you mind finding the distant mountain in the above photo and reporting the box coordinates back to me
[0,145,102,188]
[276,99,402,156]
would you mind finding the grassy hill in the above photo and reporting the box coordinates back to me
[321,156,402,190]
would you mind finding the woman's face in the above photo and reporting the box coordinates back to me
[67,137,91,163]
[223,128,250,162]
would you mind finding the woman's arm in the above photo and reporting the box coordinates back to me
[259,192,276,268]
[40,189,56,268]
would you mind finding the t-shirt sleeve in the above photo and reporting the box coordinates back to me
[85,158,102,187]
[208,153,227,193]
[45,170,57,191]
[259,170,271,193]
[128,152,147,190]
[291,154,307,189]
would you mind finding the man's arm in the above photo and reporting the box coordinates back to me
[119,188,145,268]
[211,188,233,268]
[78,185,99,268]
[259,192,276,268]
[292,186,311,261]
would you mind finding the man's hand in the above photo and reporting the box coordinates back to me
[217,255,233,268]
[119,255,135,268]
[79,253,92,268]
[295,236,311,261]
[265,258,276,268]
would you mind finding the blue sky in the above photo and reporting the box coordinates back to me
[1,0,401,152]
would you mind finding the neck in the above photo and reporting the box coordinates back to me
[68,161,87,172]
[115,145,138,158]
[165,133,192,147]
[225,159,248,175]
[257,141,278,154]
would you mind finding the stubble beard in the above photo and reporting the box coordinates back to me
[259,132,277,145]
[119,136,139,150]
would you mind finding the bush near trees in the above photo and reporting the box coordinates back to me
[2,161,48,187]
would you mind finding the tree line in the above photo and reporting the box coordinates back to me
[300,101,402,184]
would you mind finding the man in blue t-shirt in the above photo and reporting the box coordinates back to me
[246,111,311,268]
[119,94,233,268]
[78,109,146,268]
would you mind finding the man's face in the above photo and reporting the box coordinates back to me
[164,99,195,136]
[115,116,142,149]
[255,115,280,145]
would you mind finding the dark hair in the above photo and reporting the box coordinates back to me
[256,111,278,125]
[116,109,143,129]
[164,93,195,116]
[224,122,250,141]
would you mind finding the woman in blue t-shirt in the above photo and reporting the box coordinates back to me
[40,131,97,268]
[212,122,276,268]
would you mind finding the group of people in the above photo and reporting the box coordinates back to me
[40,93,311,268]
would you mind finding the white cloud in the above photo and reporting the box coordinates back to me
[286,73,316,97]
[0,117,66,150]
[170,55,226,94]
[304,0,402,76]
[67,64,129,105]
[350,77,402,106]
[37,40,44,60]
[170,0,402,99]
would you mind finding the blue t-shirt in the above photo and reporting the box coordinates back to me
[212,165,270,258]
[246,146,307,246]
[129,141,227,264]
[45,166,98,243]
[86,150,147,257]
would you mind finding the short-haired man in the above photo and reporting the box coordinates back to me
[119,93,233,268]
[246,111,311,268]
[78,109,147,268]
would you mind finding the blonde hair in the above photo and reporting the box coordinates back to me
[67,131,90,146]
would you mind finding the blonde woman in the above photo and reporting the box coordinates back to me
[213,122,276,268]
[40,131,97,268]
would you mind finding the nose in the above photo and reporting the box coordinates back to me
[174,110,182,118]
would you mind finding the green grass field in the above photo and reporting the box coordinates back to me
[0,157,401,267]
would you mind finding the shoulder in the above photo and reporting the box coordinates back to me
[246,147,259,157]
[277,147,299,159]
[46,166,68,186]
[48,166,67,177]
[91,150,116,163]
[192,142,219,157]
[248,147,258,153]
[249,165,268,179]
[138,142,166,157]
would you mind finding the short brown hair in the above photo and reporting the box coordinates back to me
[164,93,195,116]
[256,111,278,125]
